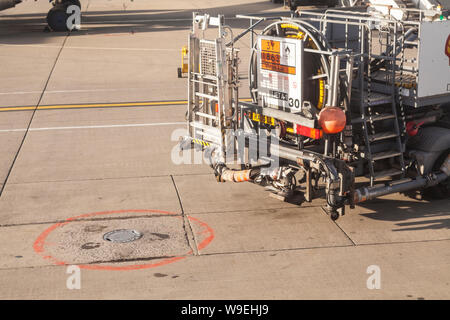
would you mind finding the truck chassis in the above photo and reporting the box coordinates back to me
[179,7,450,220]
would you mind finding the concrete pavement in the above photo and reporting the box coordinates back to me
[0,0,449,300]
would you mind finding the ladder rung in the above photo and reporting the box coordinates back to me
[190,79,217,86]
[195,92,219,101]
[371,168,403,180]
[191,72,218,81]
[369,131,398,142]
[195,112,219,121]
[352,113,396,124]
[189,121,221,133]
[370,113,396,122]
[371,150,402,161]
[361,92,393,107]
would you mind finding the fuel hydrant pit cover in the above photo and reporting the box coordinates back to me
[103,229,143,243]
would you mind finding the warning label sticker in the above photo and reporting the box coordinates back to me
[260,39,296,75]
[257,36,303,111]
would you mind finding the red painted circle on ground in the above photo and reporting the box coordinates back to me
[33,209,214,271]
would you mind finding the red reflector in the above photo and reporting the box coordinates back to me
[295,124,323,139]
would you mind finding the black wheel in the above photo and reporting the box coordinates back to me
[46,1,81,32]
[423,149,450,199]
[330,211,339,221]
[177,67,182,78]
[67,0,81,7]
[47,5,70,31]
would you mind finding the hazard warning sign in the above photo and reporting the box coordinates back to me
[260,39,296,75]
[257,35,303,112]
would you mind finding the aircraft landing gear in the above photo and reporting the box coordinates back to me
[46,0,81,32]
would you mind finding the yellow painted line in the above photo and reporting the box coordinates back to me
[0,106,36,112]
[0,100,187,112]
[0,98,253,112]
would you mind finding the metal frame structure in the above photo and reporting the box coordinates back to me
[180,7,450,220]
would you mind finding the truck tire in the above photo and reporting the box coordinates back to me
[406,126,450,200]
[423,149,450,199]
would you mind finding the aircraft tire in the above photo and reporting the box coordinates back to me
[47,5,70,32]
[46,1,81,32]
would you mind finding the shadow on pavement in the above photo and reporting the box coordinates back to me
[357,198,450,231]
[0,1,290,43]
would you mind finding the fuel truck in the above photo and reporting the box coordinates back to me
[179,1,450,220]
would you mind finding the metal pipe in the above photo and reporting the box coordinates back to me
[268,143,315,163]
[219,168,252,182]
[227,18,265,46]
[354,172,449,203]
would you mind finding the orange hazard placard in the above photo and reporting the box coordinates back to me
[261,39,296,75]
[261,39,280,53]
[261,61,296,75]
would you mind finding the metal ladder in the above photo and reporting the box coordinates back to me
[185,13,239,162]
[360,23,407,186]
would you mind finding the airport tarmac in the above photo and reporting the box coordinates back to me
[0,0,449,300]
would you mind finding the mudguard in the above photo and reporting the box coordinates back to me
[408,126,450,174]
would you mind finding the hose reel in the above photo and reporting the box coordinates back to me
[249,20,333,116]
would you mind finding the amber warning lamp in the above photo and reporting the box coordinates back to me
[318,106,347,134]
[446,35,450,66]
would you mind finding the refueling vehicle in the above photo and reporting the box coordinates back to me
[179,2,450,220]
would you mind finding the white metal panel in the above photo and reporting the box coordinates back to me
[417,20,450,97]
[257,35,303,112]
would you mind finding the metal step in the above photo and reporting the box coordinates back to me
[363,92,393,107]
[369,131,398,142]
[195,92,219,101]
[371,168,404,180]
[371,150,402,161]
[195,111,219,121]
[352,113,396,124]
[372,70,417,87]
[370,113,396,122]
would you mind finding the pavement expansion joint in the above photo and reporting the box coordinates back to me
[333,221,357,246]
[170,175,199,256]
[5,172,213,186]
[0,35,69,199]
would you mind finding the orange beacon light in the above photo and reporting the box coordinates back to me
[446,35,450,66]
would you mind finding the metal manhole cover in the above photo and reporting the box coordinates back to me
[103,229,143,243]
